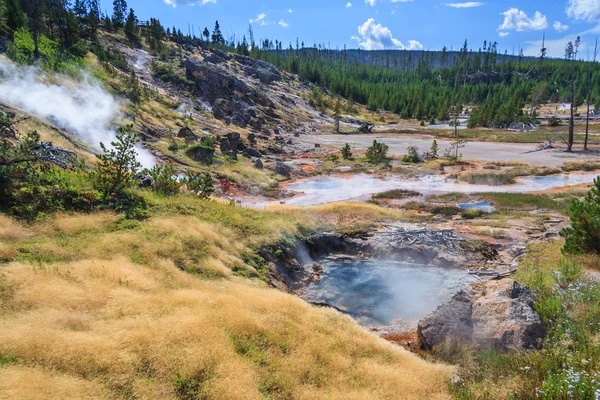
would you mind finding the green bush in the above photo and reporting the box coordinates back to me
[146,164,180,196]
[561,176,600,254]
[341,143,352,160]
[183,171,214,199]
[365,140,389,164]
[7,28,83,73]
[91,125,142,201]
[460,209,484,219]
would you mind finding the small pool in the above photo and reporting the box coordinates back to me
[300,260,475,327]
[277,173,598,206]
[458,202,495,212]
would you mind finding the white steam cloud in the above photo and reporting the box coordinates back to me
[0,56,155,168]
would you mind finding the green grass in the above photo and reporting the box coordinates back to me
[444,242,600,399]
[461,172,516,186]
[477,192,570,213]
[372,189,421,199]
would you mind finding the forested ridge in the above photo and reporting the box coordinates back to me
[0,0,599,129]
[252,44,600,127]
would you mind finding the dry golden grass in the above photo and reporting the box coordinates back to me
[0,366,110,400]
[0,206,453,399]
[0,214,28,240]
[268,201,414,232]
[38,212,119,236]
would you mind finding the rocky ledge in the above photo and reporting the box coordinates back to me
[417,279,546,352]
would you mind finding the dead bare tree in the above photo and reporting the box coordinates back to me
[585,37,598,151]
[565,36,581,153]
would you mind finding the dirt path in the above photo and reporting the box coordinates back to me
[299,133,600,167]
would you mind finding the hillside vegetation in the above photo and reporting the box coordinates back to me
[0,200,453,400]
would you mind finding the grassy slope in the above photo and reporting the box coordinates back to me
[0,198,452,400]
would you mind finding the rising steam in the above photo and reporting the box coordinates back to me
[0,56,155,168]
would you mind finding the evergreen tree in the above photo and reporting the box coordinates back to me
[124,7,137,39]
[561,177,600,254]
[21,0,46,59]
[341,143,352,160]
[430,140,439,159]
[211,20,223,45]
[112,0,127,27]
[6,0,25,32]
[202,27,209,42]
[73,0,87,18]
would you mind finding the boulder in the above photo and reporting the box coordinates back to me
[253,159,264,169]
[186,145,215,165]
[418,279,545,352]
[213,99,257,129]
[177,127,198,142]
[243,147,263,158]
[417,290,473,351]
[274,162,293,178]
[220,132,244,160]
[254,67,281,84]
[471,279,544,351]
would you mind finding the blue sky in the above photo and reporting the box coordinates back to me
[117,0,600,58]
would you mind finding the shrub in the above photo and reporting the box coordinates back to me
[548,116,562,127]
[146,164,180,196]
[91,125,142,202]
[430,140,439,159]
[402,146,421,163]
[341,143,352,160]
[365,140,389,164]
[373,189,420,199]
[183,171,215,199]
[561,176,600,254]
[460,209,484,219]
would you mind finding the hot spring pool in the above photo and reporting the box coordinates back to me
[300,260,475,327]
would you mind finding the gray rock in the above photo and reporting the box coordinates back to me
[418,279,545,352]
[254,67,281,84]
[253,159,264,169]
[418,290,473,351]
[177,127,198,142]
[186,145,214,165]
[213,99,257,129]
[243,147,263,158]
[274,162,292,178]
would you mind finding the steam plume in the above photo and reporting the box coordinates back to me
[0,56,155,168]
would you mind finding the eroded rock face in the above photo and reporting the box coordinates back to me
[418,279,545,352]
[417,290,473,350]
[177,127,198,142]
[274,161,293,178]
[471,279,544,351]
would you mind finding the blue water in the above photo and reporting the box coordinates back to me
[458,202,495,212]
[279,172,598,206]
[301,260,475,326]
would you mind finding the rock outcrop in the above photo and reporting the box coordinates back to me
[177,127,198,142]
[274,161,293,178]
[186,145,215,165]
[418,279,545,352]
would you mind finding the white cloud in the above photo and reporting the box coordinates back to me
[278,19,289,28]
[365,0,411,6]
[352,18,422,50]
[498,31,509,37]
[445,2,484,8]
[566,0,600,21]
[163,0,215,7]
[346,2,352,7]
[249,12,268,25]
[497,8,548,33]
[287,9,293,13]
[554,21,569,32]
